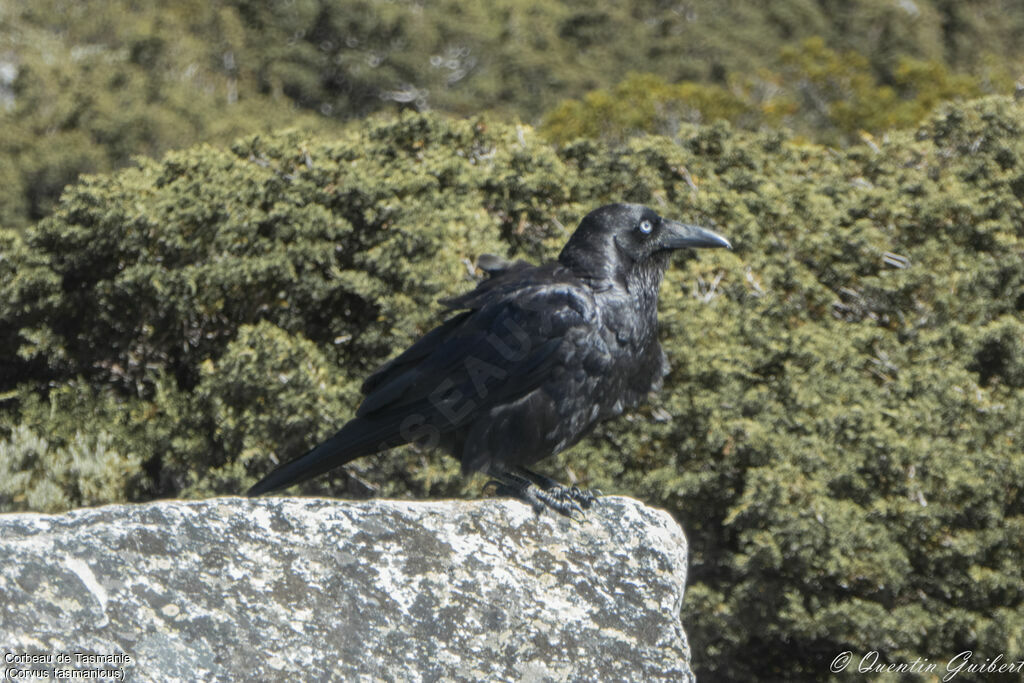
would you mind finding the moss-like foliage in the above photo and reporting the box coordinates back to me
[2,101,1023,678]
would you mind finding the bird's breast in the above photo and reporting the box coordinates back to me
[577,306,665,418]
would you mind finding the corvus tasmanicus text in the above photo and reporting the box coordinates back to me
[248,203,731,515]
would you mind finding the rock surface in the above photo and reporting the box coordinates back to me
[0,496,692,682]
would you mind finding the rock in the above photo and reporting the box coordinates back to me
[0,496,692,682]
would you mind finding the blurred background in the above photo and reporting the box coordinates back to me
[3,0,1022,230]
[2,1,1023,680]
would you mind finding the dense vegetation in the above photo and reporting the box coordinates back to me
[3,0,1022,228]
[4,0,1024,678]
[3,98,1022,679]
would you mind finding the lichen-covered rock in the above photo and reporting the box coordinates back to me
[0,496,691,682]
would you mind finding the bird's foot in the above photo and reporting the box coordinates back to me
[532,484,589,518]
[551,484,601,508]
[489,481,585,518]
[518,468,601,510]
[487,468,601,519]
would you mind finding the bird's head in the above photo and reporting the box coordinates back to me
[559,203,731,288]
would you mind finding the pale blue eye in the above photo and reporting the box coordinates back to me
[639,219,653,234]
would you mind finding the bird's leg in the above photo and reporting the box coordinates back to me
[486,466,589,518]
[513,466,601,509]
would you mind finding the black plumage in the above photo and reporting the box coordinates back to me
[248,203,730,515]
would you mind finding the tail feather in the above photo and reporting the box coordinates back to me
[247,417,396,496]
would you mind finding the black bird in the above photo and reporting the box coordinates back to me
[248,204,731,515]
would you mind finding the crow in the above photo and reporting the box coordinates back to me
[248,203,731,515]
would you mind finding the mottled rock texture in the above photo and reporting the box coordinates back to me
[0,496,691,682]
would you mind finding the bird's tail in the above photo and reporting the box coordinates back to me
[246,417,394,496]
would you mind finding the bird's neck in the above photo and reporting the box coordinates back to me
[621,262,665,322]
[565,248,665,301]
[561,248,668,331]
[583,261,666,348]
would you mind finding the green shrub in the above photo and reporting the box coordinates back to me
[0,390,143,512]
[179,321,359,498]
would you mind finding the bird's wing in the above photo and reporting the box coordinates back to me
[475,253,532,277]
[357,280,598,429]
[361,260,564,397]
[360,310,472,396]
[439,260,561,311]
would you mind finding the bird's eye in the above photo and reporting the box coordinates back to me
[638,219,653,235]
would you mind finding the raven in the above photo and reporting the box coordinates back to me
[248,203,730,515]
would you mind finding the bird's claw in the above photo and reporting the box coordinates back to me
[487,468,600,519]
[533,486,586,520]
[528,482,600,520]
[546,483,600,509]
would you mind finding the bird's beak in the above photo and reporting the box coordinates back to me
[661,219,732,250]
